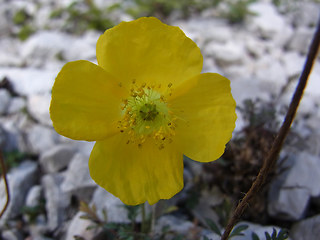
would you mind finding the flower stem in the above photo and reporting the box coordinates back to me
[0,149,10,218]
[141,202,147,234]
[220,16,320,240]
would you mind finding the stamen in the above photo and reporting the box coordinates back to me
[118,82,177,149]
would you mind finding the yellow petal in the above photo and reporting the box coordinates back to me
[50,60,127,141]
[96,17,203,89]
[89,134,184,205]
[169,73,237,162]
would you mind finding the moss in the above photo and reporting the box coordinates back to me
[18,25,35,41]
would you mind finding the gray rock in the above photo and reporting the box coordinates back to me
[91,186,130,223]
[248,2,286,39]
[41,173,70,231]
[27,94,52,126]
[0,161,38,225]
[25,185,42,208]
[268,152,320,220]
[288,27,314,54]
[40,144,76,173]
[65,212,96,240]
[0,89,11,115]
[7,97,26,114]
[61,153,96,202]
[0,67,56,96]
[26,125,59,155]
[291,214,320,240]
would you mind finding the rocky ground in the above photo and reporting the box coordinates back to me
[0,0,320,239]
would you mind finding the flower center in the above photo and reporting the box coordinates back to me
[118,81,176,149]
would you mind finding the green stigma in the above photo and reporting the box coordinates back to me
[139,103,159,121]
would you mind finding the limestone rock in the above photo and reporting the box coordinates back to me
[41,173,70,231]
[61,153,96,202]
[40,144,76,173]
[291,214,320,240]
[27,94,52,126]
[268,152,320,220]
[65,212,96,240]
[26,125,59,155]
[0,161,38,225]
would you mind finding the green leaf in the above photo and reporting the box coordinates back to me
[203,236,210,240]
[271,228,277,239]
[205,218,221,236]
[229,224,249,238]
[277,229,289,240]
[265,232,272,240]
[251,232,260,240]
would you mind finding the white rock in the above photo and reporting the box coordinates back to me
[192,188,223,227]
[290,2,320,28]
[206,41,244,66]
[281,51,305,78]
[65,212,96,240]
[0,161,38,225]
[0,67,56,96]
[284,152,320,197]
[305,61,320,98]
[269,187,309,221]
[40,144,76,173]
[175,18,231,48]
[42,173,70,231]
[154,215,194,236]
[1,229,23,240]
[25,185,42,208]
[288,27,314,54]
[7,97,26,114]
[253,56,287,91]
[91,186,130,223]
[245,37,266,58]
[61,153,96,201]
[0,4,11,37]
[0,38,23,67]
[291,214,320,240]
[26,125,59,155]
[268,152,320,220]
[64,32,98,62]
[27,94,52,126]
[20,31,74,68]
[248,2,286,39]
[0,89,11,115]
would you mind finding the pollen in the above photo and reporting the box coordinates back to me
[118,82,176,149]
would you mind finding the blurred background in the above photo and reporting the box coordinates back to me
[0,0,319,239]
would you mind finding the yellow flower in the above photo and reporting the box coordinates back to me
[50,17,236,205]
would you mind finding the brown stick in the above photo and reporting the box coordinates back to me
[221,17,320,240]
[0,149,10,218]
